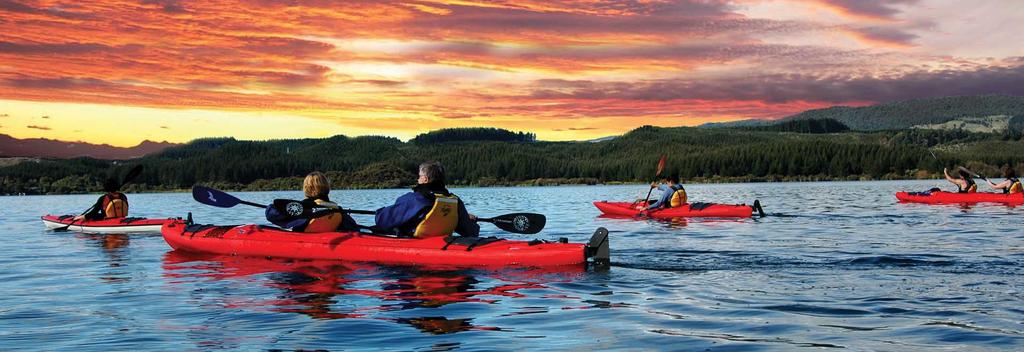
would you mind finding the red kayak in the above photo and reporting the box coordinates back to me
[593,200,761,218]
[42,214,173,234]
[895,191,1024,204]
[161,218,609,268]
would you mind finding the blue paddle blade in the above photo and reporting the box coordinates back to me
[192,185,241,208]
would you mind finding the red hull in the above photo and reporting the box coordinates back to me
[161,220,606,267]
[42,214,172,233]
[593,201,753,218]
[895,191,1024,204]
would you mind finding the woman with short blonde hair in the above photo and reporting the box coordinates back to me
[303,171,331,199]
[266,171,359,233]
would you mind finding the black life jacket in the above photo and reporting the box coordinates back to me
[958,178,977,193]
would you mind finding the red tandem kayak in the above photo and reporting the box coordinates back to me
[42,214,172,234]
[161,218,610,267]
[593,200,762,218]
[895,191,1024,204]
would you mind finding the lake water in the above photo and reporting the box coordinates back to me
[2,180,1023,350]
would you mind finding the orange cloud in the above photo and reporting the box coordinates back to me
[0,0,1021,146]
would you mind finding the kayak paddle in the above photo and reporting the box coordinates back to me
[192,186,548,234]
[640,154,667,206]
[192,185,265,208]
[54,165,144,232]
[958,166,990,183]
[476,213,546,235]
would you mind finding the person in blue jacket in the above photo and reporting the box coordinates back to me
[374,161,479,237]
[646,175,686,210]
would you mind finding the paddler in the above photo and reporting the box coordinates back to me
[373,161,479,237]
[265,171,360,232]
[73,178,129,221]
[643,175,687,210]
[986,166,1022,194]
[943,167,977,193]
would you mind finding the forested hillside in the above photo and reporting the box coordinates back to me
[782,95,1024,131]
[3,126,1022,195]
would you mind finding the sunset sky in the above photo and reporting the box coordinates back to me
[1,0,1023,147]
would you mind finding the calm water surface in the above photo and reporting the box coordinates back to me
[2,180,1022,350]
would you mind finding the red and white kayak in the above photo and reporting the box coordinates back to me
[41,214,173,234]
[895,191,1024,204]
[593,200,760,218]
[161,218,610,268]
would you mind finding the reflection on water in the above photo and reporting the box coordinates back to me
[162,251,581,335]
[77,233,132,283]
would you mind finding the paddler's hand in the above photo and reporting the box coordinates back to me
[650,182,657,188]
[72,215,85,221]
[469,213,478,221]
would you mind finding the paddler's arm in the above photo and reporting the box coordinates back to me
[646,184,672,210]
[454,200,480,237]
[943,168,962,188]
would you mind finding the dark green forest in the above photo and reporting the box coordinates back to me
[741,118,850,133]
[704,95,1024,131]
[3,126,1023,195]
[411,127,536,144]
[782,95,1024,131]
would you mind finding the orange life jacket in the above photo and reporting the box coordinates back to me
[1007,178,1022,194]
[669,187,688,207]
[101,192,128,219]
[303,199,343,233]
[413,193,459,238]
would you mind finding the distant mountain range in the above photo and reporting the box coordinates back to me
[0,134,179,159]
[701,95,1024,131]
[5,94,1024,161]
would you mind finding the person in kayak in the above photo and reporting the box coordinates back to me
[944,167,977,193]
[986,166,1022,194]
[73,178,128,221]
[374,161,479,237]
[265,171,359,233]
[643,175,686,211]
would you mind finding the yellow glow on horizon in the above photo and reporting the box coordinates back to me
[0,99,762,147]
[0,100,370,147]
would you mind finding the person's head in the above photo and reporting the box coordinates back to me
[1003,166,1017,179]
[667,176,679,185]
[102,177,119,193]
[957,169,970,180]
[303,171,330,199]
[418,161,446,185]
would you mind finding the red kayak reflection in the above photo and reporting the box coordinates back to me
[162,251,585,333]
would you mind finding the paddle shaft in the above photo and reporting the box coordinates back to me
[958,166,989,183]
[641,154,668,206]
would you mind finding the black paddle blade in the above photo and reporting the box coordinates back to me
[752,199,766,217]
[192,185,242,208]
[272,199,315,219]
[482,213,546,234]
[118,165,144,189]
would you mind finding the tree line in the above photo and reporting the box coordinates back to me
[2,126,1022,195]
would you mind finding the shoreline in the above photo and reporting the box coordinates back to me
[4,174,951,196]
